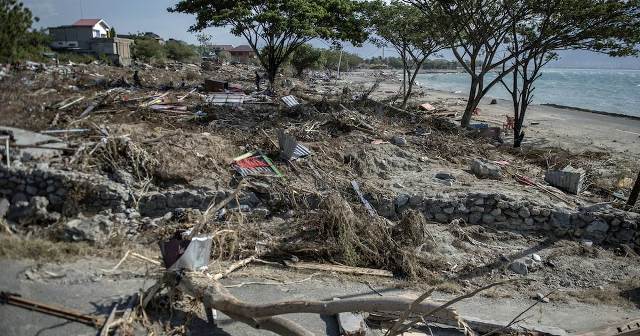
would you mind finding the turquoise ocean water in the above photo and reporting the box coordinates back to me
[416,68,640,117]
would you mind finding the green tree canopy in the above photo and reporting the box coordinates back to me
[169,0,369,90]
[368,0,448,107]
[501,0,640,147]
[164,39,198,62]
[0,0,38,63]
[131,38,165,62]
[290,44,322,77]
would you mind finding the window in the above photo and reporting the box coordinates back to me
[93,29,100,38]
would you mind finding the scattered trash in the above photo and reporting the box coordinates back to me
[206,93,246,106]
[277,129,311,161]
[159,230,213,271]
[281,95,300,108]
[0,291,105,327]
[419,103,436,111]
[351,180,377,217]
[232,152,283,177]
[204,79,228,92]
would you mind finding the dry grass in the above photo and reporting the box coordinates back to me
[0,235,93,262]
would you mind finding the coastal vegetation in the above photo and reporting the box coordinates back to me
[170,0,369,90]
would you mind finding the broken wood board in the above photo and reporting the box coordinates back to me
[283,261,393,277]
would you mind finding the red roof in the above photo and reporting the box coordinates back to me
[72,19,102,27]
[231,45,254,52]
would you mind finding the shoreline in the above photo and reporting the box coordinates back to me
[541,103,640,121]
[421,85,640,121]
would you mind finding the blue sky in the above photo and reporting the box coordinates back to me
[23,0,640,69]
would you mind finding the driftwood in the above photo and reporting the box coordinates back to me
[172,271,471,336]
[283,261,393,277]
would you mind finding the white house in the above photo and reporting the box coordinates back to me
[48,18,133,66]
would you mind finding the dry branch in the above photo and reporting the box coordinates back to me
[173,272,471,336]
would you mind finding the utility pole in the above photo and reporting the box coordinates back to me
[628,171,640,206]
[337,47,343,80]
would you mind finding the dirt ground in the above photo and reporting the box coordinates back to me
[0,62,639,335]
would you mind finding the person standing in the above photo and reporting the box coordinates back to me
[255,70,261,91]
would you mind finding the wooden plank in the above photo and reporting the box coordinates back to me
[283,261,393,277]
[99,298,120,336]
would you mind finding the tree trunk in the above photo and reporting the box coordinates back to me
[267,69,277,93]
[628,171,640,206]
[461,79,479,127]
[171,273,469,336]
[402,60,425,109]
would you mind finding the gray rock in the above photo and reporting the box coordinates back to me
[482,214,495,224]
[62,214,113,243]
[435,172,455,181]
[8,196,59,225]
[0,198,9,218]
[550,208,572,229]
[391,136,407,146]
[525,218,535,226]
[394,194,410,208]
[469,212,482,224]
[470,206,484,213]
[434,213,449,222]
[496,201,509,209]
[536,293,550,303]
[585,220,609,234]
[490,208,502,216]
[509,260,529,275]
[443,207,455,215]
[532,254,542,262]
[518,207,531,218]
[470,159,502,179]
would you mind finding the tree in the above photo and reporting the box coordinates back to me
[217,50,231,63]
[629,171,640,207]
[164,39,198,62]
[410,0,532,127]
[108,27,116,38]
[290,44,321,77]
[369,1,448,108]
[196,32,213,56]
[169,0,368,91]
[501,0,640,147]
[0,0,38,63]
[132,38,165,62]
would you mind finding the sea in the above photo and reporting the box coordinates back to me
[415,68,640,117]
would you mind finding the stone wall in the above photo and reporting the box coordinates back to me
[373,191,640,249]
[138,189,261,217]
[0,165,130,215]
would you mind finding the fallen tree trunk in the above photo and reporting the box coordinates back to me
[171,271,471,336]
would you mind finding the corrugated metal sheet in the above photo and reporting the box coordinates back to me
[281,95,300,107]
[206,94,246,106]
[277,129,311,160]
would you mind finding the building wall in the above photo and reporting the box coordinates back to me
[92,22,110,38]
[49,27,93,50]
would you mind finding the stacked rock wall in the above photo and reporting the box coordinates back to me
[374,191,640,249]
[0,165,130,215]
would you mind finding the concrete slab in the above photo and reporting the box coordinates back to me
[0,126,67,161]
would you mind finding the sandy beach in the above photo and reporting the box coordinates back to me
[341,69,640,160]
